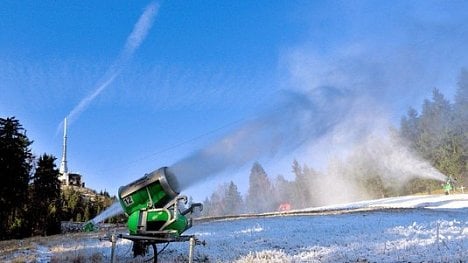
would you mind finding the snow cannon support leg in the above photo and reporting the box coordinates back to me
[110,233,117,263]
[189,237,195,263]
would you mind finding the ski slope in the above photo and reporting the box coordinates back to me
[1,194,467,262]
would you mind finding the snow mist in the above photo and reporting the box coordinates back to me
[172,37,452,206]
[89,201,123,225]
[170,88,352,191]
[308,114,447,206]
[279,43,450,205]
[170,84,446,201]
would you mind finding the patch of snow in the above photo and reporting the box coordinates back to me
[167,198,468,262]
[35,245,51,263]
[236,223,264,234]
[2,194,467,262]
[299,194,468,213]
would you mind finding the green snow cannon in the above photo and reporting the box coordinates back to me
[118,167,199,236]
[443,176,454,195]
[82,221,96,232]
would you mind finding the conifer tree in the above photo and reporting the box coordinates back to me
[224,181,244,215]
[292,160,308,208]
[246,162,274,213]
[31,154,62,235]
[0,117,33,239]
[400,107,420,147]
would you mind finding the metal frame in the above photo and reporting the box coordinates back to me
[107,233,204,263]
[106,197,204,262]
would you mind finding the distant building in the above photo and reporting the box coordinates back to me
[59,172,84,187]
[58,118,85,187]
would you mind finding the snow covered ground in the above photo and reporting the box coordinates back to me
[1,194,467,262]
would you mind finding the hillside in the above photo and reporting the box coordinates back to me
[1,194,467,262]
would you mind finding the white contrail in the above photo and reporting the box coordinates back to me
[63,2,158,127]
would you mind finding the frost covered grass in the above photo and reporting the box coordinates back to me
[180,209,468,262]
[0,231,139,263]
[1,194,467,262]
[165,194,468,262]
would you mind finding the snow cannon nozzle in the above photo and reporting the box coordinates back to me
[118,167,180,214]
[164,167,180,194]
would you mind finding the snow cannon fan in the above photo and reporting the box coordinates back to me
[118,167,202,237]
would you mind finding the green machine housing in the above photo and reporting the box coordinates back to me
[118,167,200,236]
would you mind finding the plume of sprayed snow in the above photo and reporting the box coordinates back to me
[170,88,354,190]
[61,2,158,128]
[171,86,447,198]
[330,97,445,181]
[271,29,462,205]
[89,201,123,225]
[298,95,447,206]
[173,10,457,202]
[357,134,446,183]
[315,129,447,206]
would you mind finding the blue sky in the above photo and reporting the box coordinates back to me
[1,1,467,201]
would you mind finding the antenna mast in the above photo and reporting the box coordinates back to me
[59,118,69,175]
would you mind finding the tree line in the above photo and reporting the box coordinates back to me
[400,70,467,189]
[0,117,115,240]
[200,161,326,217]
[201,70,467,217]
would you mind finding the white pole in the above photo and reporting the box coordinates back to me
[110,234,117,263]
[188,237,195,263]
